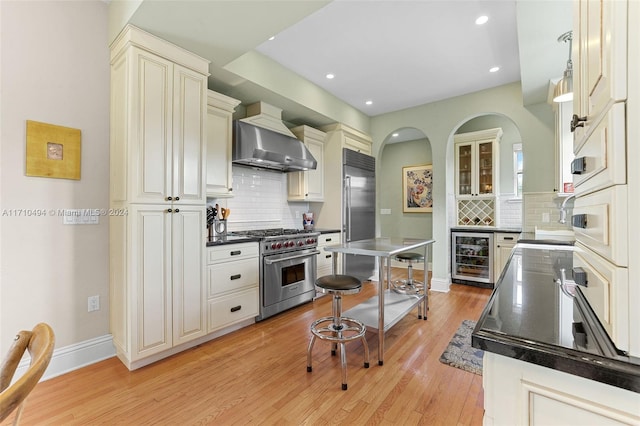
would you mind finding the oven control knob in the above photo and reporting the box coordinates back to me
[288,241,294,247]
[298,241,304,247]
[276,242,282,249]
[270,243,277,250]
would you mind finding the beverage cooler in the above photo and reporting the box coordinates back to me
[452,232,494,288]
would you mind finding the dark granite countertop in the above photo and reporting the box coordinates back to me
[472,243,640,393]
[206,235,261,246]
[315,228,341,234]
[451,226,522,233]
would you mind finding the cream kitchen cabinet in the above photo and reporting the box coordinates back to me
[493,232,519,282]
[571,0,627,149]
[317,232,341,278]
[454,128,502,227]
[110,204,207,369]
[110,26,208,206]
[320,123,372,155]
[454,128,501,198]
[206,90,241,198]
[483,352,640,426]
[570,0,633,354]
[207,243,259,332]
[288,125,326,202]
[110,25,210,370]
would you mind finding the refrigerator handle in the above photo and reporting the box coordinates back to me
[344,175,352,241]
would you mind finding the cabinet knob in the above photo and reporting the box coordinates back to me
[570,114,587,132]
[167,208,172,213]
[166,196,173,201]
[175,196,180,201]
[229,188,233,192]
[174,208,180,213]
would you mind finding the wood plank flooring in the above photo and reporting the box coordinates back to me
[5,270,491,425]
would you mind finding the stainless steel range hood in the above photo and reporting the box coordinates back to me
[232,120,317,172]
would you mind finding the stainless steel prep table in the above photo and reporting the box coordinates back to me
[324,237,435,365]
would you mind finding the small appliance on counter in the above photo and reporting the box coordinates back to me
[303,212,314,230]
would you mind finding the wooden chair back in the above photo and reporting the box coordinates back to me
[0,323,55,424]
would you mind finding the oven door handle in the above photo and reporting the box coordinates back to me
[264,251,320,264]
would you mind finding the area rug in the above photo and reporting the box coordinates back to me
[439,319,484,375]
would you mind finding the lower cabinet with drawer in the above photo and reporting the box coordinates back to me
[207,242,259,333]
[317,232,341,277]
[494,232,520,282]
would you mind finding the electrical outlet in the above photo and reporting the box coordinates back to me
[380,209,391,215]
[88,295,100,312]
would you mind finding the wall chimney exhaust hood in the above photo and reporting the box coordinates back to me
[232,102,317,172]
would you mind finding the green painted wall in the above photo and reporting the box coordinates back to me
[379,138,433,258]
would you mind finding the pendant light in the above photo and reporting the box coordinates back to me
[553,31,573,103]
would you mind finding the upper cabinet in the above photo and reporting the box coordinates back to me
[572,0,627,149]
[110,25,209,206]
[206,90,241,198]
[288,125,326,202]
[454,128,502,198]
[320,123,372,155]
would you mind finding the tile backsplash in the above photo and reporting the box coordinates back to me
[522,192,573,233]
[207,166,309,232]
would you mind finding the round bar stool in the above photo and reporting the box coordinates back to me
[307,274,370,390]
[392,252,428,320]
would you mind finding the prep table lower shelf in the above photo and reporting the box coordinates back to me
[342,289,423,331]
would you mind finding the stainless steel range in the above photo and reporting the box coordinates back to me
[229,228,320,321]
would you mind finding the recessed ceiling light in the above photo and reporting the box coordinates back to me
[326,73,335,79]
[268,36,275,41]
[489,66,500,73]
[476,15,489,25]
[365,100,373,105]
[392,133,399,137]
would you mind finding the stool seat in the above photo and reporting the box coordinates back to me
[307,274,369,390]
[395,252,424,262]
[315,274,362,294]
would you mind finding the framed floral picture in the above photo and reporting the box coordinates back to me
[403,164,433,213]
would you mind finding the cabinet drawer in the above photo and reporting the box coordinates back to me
[573,103,626,194]
[317,250,335,270]
[208,243,259,264]
[495,233,519,245]
[208,258,258,297]
[318,233,341,246]
[207,288,258,332]
[573,186,627,266]
[574,244,629,351]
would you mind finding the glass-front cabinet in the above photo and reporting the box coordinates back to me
[455,138,497,197]
[454,128,502,227]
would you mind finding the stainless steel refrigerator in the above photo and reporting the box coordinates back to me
[343,148,376,280]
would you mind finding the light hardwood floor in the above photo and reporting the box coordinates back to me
[6,270,491,425]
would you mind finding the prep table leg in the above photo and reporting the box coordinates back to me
[378,256,386,365]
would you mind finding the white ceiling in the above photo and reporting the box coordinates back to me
[124,0,572,125]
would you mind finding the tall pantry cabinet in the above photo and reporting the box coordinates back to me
[109,25,209,369]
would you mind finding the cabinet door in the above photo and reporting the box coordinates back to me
[573,0,627,149]
[305,137,324,200]
[131,49,173,204]
[206,103,234,197]
[131,205,173,359]
[477,140,494,195]
[171,205,207,346]
[455,142,474,196]
[172,64,206,205]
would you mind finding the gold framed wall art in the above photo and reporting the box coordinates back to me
[26,120,81,180]
[403,164,433,213]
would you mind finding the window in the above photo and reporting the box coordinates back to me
[513,143,523,197]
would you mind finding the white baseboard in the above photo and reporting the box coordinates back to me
[430,276,451,293]
[18,334,116,382]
